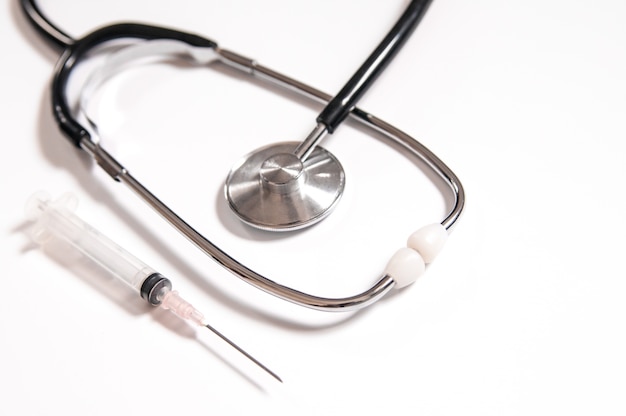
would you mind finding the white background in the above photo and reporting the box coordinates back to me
[2,0,625,414]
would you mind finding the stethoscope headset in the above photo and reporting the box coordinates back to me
[20,0,464,312]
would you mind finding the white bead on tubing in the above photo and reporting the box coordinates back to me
[384,248,425,289]
[407,223,448,263]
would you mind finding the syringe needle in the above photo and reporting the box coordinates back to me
[157,289,282,382]
[204,323,283,383]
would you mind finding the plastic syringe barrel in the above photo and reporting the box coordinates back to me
[26,192,157,294]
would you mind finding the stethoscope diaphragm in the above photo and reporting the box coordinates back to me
[225,141,345,231]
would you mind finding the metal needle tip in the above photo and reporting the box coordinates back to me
[204,323,283,383]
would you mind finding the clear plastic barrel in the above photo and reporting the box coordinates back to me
[25,192,155,293]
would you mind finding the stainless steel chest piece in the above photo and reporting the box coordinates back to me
[225,141,345,231]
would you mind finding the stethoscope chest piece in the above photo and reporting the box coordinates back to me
[225,141,345,231]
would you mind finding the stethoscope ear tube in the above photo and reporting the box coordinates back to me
[71,38,463,311]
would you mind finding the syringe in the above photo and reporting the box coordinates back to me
[25,191,281,383]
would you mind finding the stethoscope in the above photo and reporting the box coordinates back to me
[21,0,464,311]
